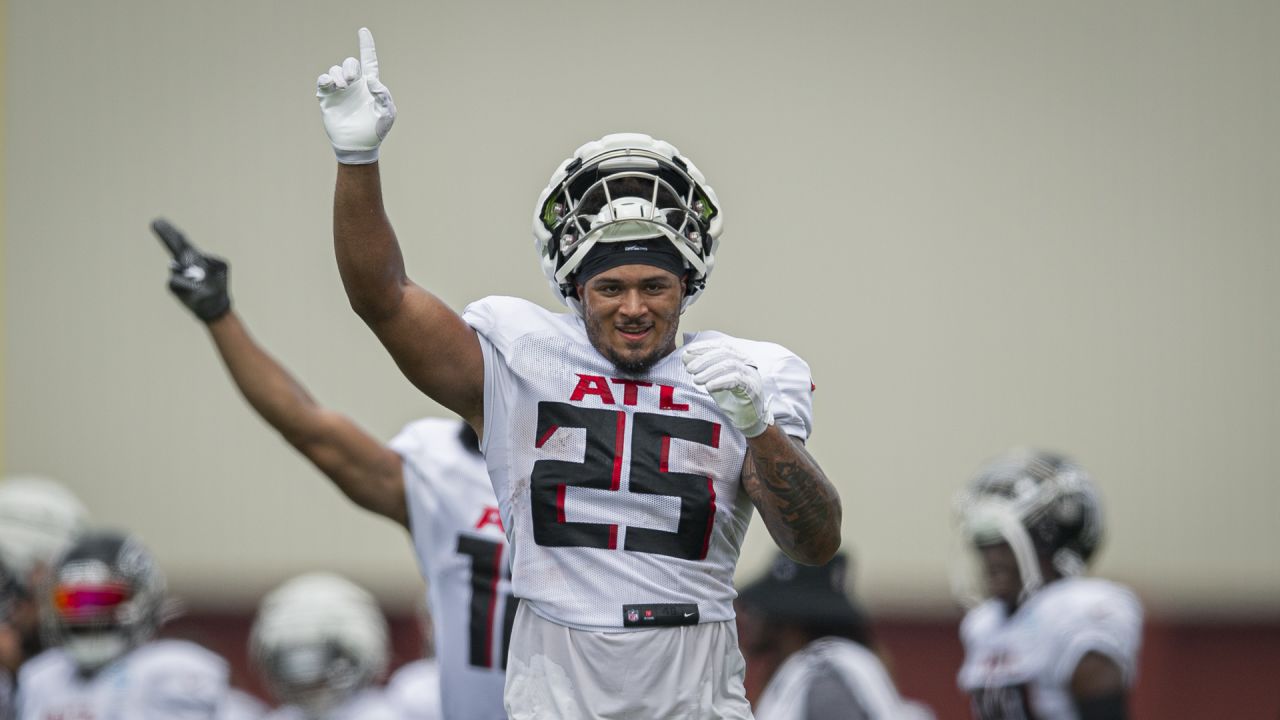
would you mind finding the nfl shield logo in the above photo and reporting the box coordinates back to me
[626,608,640,623]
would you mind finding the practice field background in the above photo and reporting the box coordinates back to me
[4,0,1278,716]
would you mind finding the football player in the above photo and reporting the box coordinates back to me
[0,476,89,674]
[313,27,842,718]
[15,530,231,718]
[736,552,933,720]
[250,573,396,720]
[151,220,508,719]
[954,449,1143,720]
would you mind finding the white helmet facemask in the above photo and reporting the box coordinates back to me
[552,169,709,286]
[534,133,722,313]
[950,496,1045,608]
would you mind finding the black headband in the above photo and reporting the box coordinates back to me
[573,239,688,286]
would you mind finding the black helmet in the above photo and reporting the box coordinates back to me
[43,530,166,672]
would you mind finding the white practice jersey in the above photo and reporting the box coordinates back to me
[755,638,920,720]
[218,690,267,720]
[390,418,510,720]
[958,577,1143,720]
[464,296,814,631]
[261,689,398,720]
[385,658,442,720]
[16,640,229,720]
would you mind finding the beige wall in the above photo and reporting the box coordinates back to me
[4,0,1277,615]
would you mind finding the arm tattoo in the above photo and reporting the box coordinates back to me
[742,435,841,564]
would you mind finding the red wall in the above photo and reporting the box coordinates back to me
[168,612,1280,718]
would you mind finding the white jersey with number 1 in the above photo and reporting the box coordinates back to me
[390,417,511,720]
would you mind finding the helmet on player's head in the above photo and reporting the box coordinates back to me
[42,530,166,672]
[250,573,389,716]
[0,476,89,588]
[533,132,723,313]
[952,449,1104,605]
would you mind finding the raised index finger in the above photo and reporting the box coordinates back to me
[358,27,379,80]
[150,217,192,260]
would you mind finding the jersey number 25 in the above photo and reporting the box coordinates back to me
[531,401,721,561]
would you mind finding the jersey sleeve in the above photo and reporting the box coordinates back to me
[1048,582,1144,687]
[389,419,451,537]
[763,347,815,440]
[461,295,542,357]
[737,339,814,441]
[462,296,538,453]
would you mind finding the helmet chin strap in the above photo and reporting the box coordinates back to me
[992,510,1044,603]
[966,501,1044,604]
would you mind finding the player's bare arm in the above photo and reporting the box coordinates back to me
[741,428,842,565]
[320,29,484,430]
[1071,652,1128,720]
[684,340,841,565]
[151,219,409,528]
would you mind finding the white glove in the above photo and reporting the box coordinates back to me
[682,341,775,438]
[316,27,397,164]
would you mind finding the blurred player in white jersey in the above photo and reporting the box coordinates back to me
[312,27,841,718]
[954,449,1143,720]
[0,477,89,675]
[16,530,231,719]
[151,221,511,719]
[251,573,396,720]
[736,552,933,720]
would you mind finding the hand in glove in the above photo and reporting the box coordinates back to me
[682,341,775,438]
[316,27,397,164]
[151,218,231,323]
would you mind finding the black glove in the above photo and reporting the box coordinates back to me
[150,218,231,323]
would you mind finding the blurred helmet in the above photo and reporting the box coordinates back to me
[44,530,166,672]
[0,476,89,585]
[250,573,389,715]
[953,449,1104,604]
[533,132,723,313]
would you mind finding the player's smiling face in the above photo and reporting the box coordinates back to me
[579,264,684,375]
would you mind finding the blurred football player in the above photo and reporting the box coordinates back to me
[312,28,842,718]
[0,476,89,673]
[250,573,395,720]
[954,449,1143,720]
[151,221,507,719]
[736,552,933,720]
[15,530,230,718]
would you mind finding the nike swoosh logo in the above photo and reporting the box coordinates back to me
[683,612,696,617]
